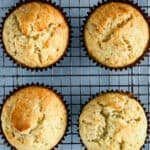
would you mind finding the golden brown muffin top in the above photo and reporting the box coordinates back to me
[1,86,68,150]
[84,2,149,68]
[79,92,147,150]
[3,2,69,68]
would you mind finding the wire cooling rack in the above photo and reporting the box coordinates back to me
[0,0,150,149]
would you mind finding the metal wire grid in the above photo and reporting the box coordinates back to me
[0,0,150,149]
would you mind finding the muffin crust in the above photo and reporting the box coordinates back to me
[79,92,147,150]
[3,2,69,68]
[1,86,68,150]
[84,2,149,68]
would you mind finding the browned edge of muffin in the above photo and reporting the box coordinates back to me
[78,90,150,150]
[81,0,150,71]
[0,83,70,150]
[0,0,71,71]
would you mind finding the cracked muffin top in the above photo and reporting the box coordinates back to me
[2,2,69,68]
[1,86,68,150]
[79,92,147,150]
[84,2,149,68]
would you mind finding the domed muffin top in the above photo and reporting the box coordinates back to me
[3,2,69,68]
[79,92,147,150]
[1,86,68,150]
[84,2,149,68]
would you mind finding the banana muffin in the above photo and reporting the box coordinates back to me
[1,86,68,150]
[84,2,149,68]
[2,1,69,68]
[79,92,147,150]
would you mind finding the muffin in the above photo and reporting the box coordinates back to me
[84,2,149,69]
[2,1,69,68]
[1,86,68,150]
[79,92,147,150]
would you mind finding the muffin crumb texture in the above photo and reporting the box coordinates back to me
[84,2,149,68]
[3,2,69,68]
[1,86,67,150]
[79,92,147,150]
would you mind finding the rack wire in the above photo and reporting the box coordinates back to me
[0,0,149,149]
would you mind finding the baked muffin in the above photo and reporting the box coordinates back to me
[1,86,68,150]
[79,92,147,150]
[84,2,149,69]
[2,1,69,68]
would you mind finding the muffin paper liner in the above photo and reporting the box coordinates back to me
[0,0,72,71]
[81,0,150,71]
[0,83,70,150]
[78,90,150,150]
